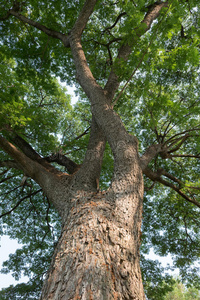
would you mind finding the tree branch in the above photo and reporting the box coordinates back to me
[186,186,200,191]
[156,168,183,188]
[8,8,70,47]
[142,1,169,30]
[0,175,17,184]
[140,144,162,170]
[0,10,11,21]
[75,117,106,191]
[170,154,200,158]
[6,0,147,180]
[47,118,106,191]
[0,135,36,177]
[168,134,190,153]
[46,153,80,174]
[73,126,91,141]
[3,0,98,52]
[143,167,200,208]
[6,0,129,173]
[69,26,140,179]
[71,0,98,38]
[159,131,199,159]
[0,134,73,216]
[0,135,59,192]
[7,131,61,175]
[0,159,22,170]
[103,12,127,32]
[104,1,169,100]
[0,169,9,176]
[164,127,200,146]
[0,189,42,218]
[1,185,21,197]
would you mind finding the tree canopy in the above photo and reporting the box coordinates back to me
[0,0,200,299]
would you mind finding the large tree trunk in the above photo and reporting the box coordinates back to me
[40,182,145,300]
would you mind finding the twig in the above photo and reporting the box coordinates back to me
[0,189,42,218]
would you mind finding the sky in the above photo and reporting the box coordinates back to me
[0,236,29,289]
[59,81,79,106]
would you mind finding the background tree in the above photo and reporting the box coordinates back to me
[0,0,200,299]
[164,279,200,300]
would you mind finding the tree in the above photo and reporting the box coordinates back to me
[0,0,200,299]
[164,280,200,300]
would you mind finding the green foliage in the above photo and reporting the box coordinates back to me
[164,280,200,300]
[141,256,176,300]
[0,282,42,300]
[0,0,200,298]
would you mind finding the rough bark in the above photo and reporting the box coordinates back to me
[40,186,145,300]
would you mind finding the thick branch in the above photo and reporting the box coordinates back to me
[0,159,22,170]
[7,131,61,174]
[0,135,36,177]
[0,135,58,191]
[8,9,70,47]
[50,120,106,191]
[6,0,127,169]
[48,120,106,191]
[142,1,169,30]
[10,132,42,160]
[140,144,162,170]
[0,135,71,216]
[75,117,106,191]
[5,0,145,181]
[71,0,98,37]
[144,167,200,208]
[186,186,200,191]
[104,1,169,100]
[69,28,140,179]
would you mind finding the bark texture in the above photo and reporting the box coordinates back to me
[40,187,145,300]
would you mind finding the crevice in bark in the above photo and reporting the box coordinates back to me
[40,190,145,300]
[46,153,80,174]
[74,117,106,192]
